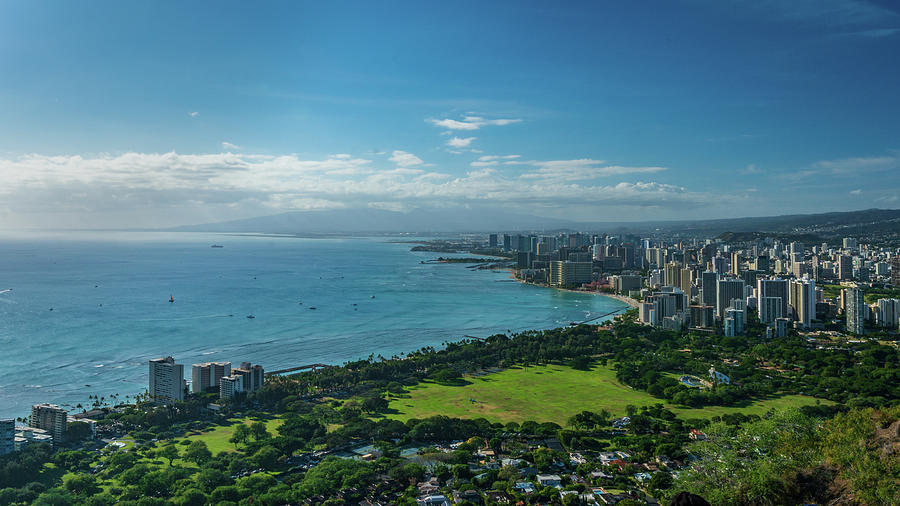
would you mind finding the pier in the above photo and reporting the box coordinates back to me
[265,363,331,376]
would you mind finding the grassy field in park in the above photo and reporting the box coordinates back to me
[386,364,829,425]
[170,415,284,455]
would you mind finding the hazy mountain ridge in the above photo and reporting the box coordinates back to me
[170,207,900,236]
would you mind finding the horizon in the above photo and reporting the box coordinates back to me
[1,1,899,229]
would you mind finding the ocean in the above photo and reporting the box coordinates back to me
[0,232,628,419]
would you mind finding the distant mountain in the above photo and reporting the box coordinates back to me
[169,207,900,237]
[170,208,577,234]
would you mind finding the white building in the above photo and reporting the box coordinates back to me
[149,356,185,404]
[219,374,244,400]
[15,426,53,450]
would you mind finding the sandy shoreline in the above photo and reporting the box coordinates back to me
[507,271,640,309]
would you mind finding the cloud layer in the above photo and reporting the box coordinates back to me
[0,151,716,228]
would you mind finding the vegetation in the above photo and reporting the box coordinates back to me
[388,364,827,424]
[0,315,898,504]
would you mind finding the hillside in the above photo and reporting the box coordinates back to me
[169,207,900,238]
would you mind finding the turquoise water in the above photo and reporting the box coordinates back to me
[0,232,627,419]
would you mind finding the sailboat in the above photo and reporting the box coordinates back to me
[169,295,174,303]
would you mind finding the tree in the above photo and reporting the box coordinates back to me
[649,472,673,491]
[65,421,93,442]
[230,424,251,448]
[158,445,179,467]
[174,488,207,506]
[195,468,231,493]
[249,421,270,441]
[63,474,100,496]
[253,445,281,470]
[361,395,389,413]
[183,440,212,465]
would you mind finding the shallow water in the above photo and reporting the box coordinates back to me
[0,231,627,418]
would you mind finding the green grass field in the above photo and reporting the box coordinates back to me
[387,364,829,425]
[170,416,284,455]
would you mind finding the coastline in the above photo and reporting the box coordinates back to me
[508,271,640,309]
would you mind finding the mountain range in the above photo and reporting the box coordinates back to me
[170,207,900,237]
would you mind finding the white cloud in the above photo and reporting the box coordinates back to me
[388,150,424,167]
[478,155,520,161]
[0,151,718,228]
[221,141,241,150]
[813,154,899,174]
[427,116,522,131]
[188,111,199,118]
[519,159,668,181]
[446,137,476,148]
[741,164,762,174]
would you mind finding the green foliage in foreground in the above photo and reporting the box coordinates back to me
[673,405,900,505]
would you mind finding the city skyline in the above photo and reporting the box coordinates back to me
[1,1,899,229]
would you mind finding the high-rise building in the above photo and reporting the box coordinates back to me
[716,278,745,319]
[730,251,741,276]
[790,278,816,329]
[549,261,592,287]
[756,256,770,272]
[724,317,736,337]
[842,237,858,249]
[845,287,866,335]
[689,305,715,328]
[219,375,243,400]
[149,356,185,404]
[759,296,783,324]
[892,256,900,286]
[701,271,718,308]
[680,267,693,296]
[30,404,67,443]
[489,234,498,248]
[876,299,900,328]
[775,317,790,337]
[664,262,680,287]
[711,256,727,274]
[191,362,232,394]
[758,278,790,324]
[502,234,512,252]
[233,362,265,392]
[838,255,853,280]
[614,274,642,294]
[0,419,14,455]
[725,308,745,334]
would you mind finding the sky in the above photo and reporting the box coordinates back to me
[0,0,899,229]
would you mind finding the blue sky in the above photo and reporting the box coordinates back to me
[0,0,898,228]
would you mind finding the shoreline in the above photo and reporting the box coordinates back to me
[508,271,640,309]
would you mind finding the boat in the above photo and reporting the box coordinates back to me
[246,315,255,319]
[309,307,316,310]
[210,244,224,248]
[370,295,375,299]
[169,295,174,303]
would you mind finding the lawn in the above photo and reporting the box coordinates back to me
[170,415,284,455]
[386,364,829,425]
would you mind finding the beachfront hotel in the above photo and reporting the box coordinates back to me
[149,356,185,404]
[191,361,232,393]
[30,403,67,443]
